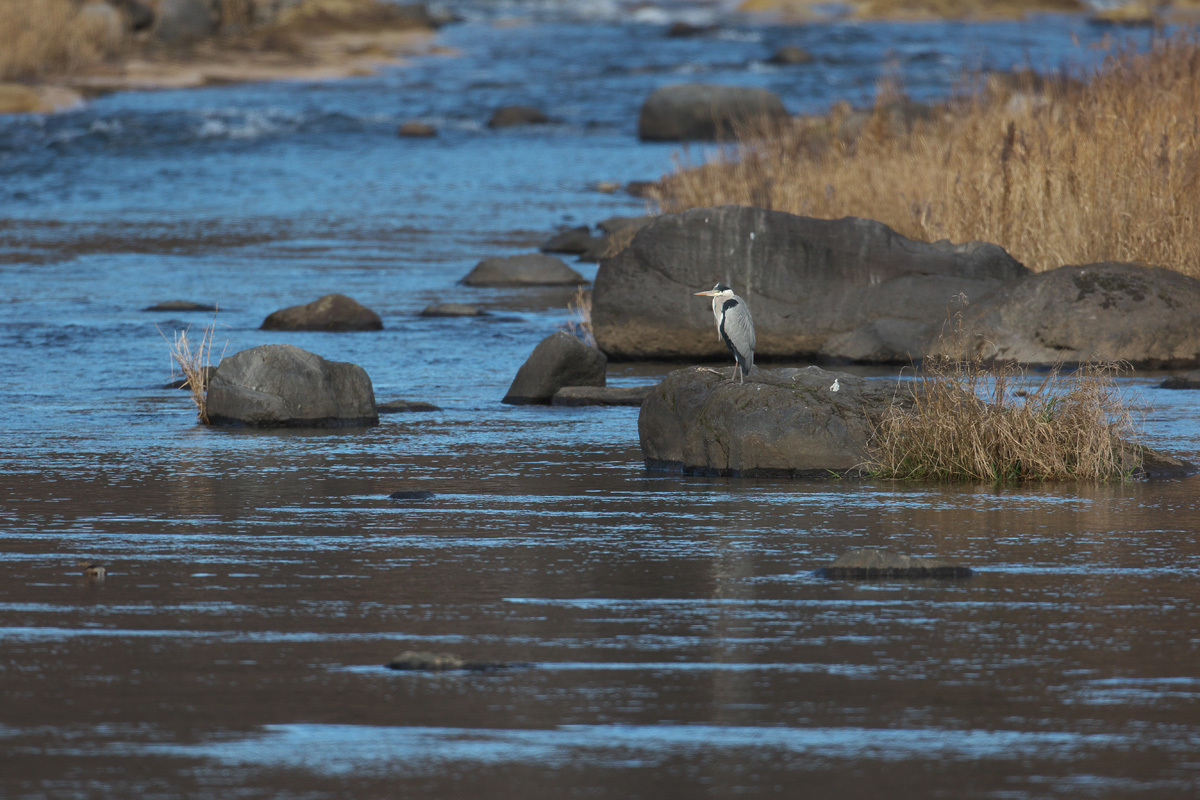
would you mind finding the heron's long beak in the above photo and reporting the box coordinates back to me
[694,290,719,296]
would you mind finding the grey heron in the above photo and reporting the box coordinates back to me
[694,283,755,385]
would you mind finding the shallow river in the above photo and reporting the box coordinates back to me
[1,3,1198,798]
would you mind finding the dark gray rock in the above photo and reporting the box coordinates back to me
[206,344,378,427]
[666,20,716,36]
[640,365,907,477]
[1160,370,1200,390]
[261,293,383,332]
[488,105,550,128]
[638,83,788,141]
[930,262,1200,368]
[767,45,814,65]
[1122,443,1196,480]
[144,300,217,312]
[552,385,653,407]
[462,254,586,287]
[419,303,487,317]
[388,490,435,500]
[540,226,597,255]
[593,205,1028,363]
[817,548,973,580]
[377,399,441,413]
[503,331,607,405]
[154,0,218,42]
[385,650,529,671]
[111,0,156,32]
[397,121,437,137]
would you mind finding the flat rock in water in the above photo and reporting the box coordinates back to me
[817,548,973,580]
[504,331,607,405]
[462,254,585,287]
[488,105,550,128]
[640,365,907,477]
[540,226,597,255]
[552,385,653,407]
[397,121,437,137]
[593,205,1027,362]
[377,399,441,413]
[206,344,378,428]
[1160,370,1200,389]
[638,83,788,141]
[419,303,488,317]
[144,300,218,312]
[388,490,436,501]
[929,262,1200,368]
[261,293,383,332]
[767,45,814,65]
[385,650,530,671]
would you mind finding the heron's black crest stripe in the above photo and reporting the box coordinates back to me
[714,283,731,292]
[722,298,739,313]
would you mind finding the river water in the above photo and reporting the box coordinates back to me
[2,3,1199,798]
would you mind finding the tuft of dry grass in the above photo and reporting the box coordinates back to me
[163,313,222,424]
[868,312,1137,481]
[564,286,596,347]
[658,35,1200,277]
[0,0,124,81]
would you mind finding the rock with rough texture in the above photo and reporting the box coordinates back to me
[503,331,607,405]
[640,365,905,477]
[462,254,585,287]
[261,293,383,331]
[144,300,217,312]
[593,205,1028,362]
[488,105,550,128]
[397,121,437,137]
[767,45,814,65]
[929,262,1200,368]
[552,385,653,407]
[638,84,788,141]
[419,303,487,317]
[385,650,528,671]
[155,0,219,42]
[206,344,378,427]
[817,548,973,580]
[377,399,440,413]
[1161,370,1200,390]
[540,226,596,255]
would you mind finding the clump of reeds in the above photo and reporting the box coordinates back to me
[869,348,1136,482]
[163,314,221,424]
[657,34,1200,278]
[0,0,123,81]
[564,286,596,347]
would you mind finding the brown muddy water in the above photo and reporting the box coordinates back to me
[2,5,1198,799]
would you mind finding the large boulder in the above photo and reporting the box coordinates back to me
[640,365,905,477]
[206,344,378,427]
[462,254,586,287]
[593,205,1028,363]
[929,262,1200,368]
[261,293,383,331]
[503,331,607,405]
[638,84,788,141]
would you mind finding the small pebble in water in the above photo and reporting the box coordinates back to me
[388,490,436,501]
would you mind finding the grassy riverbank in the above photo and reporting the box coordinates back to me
[657,35,1200,277]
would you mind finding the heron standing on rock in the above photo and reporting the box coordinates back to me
[694,283,755,385]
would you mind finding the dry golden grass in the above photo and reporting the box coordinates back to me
[163,314,222,424]
[658,35,1200,277]
[565,287,596,347]
[869,350,1136,482]
[0,0,122,81]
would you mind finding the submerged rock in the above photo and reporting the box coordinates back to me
[261,293,383,331]
[552,385,653,407]
[640,365,903,477]
[206,344,378,427]
[419,303,487,317]
[385,650,529,671]
[388,490,436,501]
[462,254,586,287]
[397,121,437,137]
[144,300,218,312]
[930,262,1200,368]
[488,105,550,128]
[1160,370,1200,390]
[817,548,973,580]
[503,331,607,405]
[767,45,814,65]
[377,399,441,413]
[594,205,1026,363]
[638,83,788,141]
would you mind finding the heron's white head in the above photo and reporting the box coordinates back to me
[693,283,734,300]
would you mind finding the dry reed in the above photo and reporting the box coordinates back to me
[565,286,596,347]
[163,314,222,424]
[0,0,122,81]
[658,34,1200,277]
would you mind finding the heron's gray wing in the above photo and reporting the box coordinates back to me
[720,297,756,368]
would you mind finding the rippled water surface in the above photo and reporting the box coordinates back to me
[2,4,1199,798]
